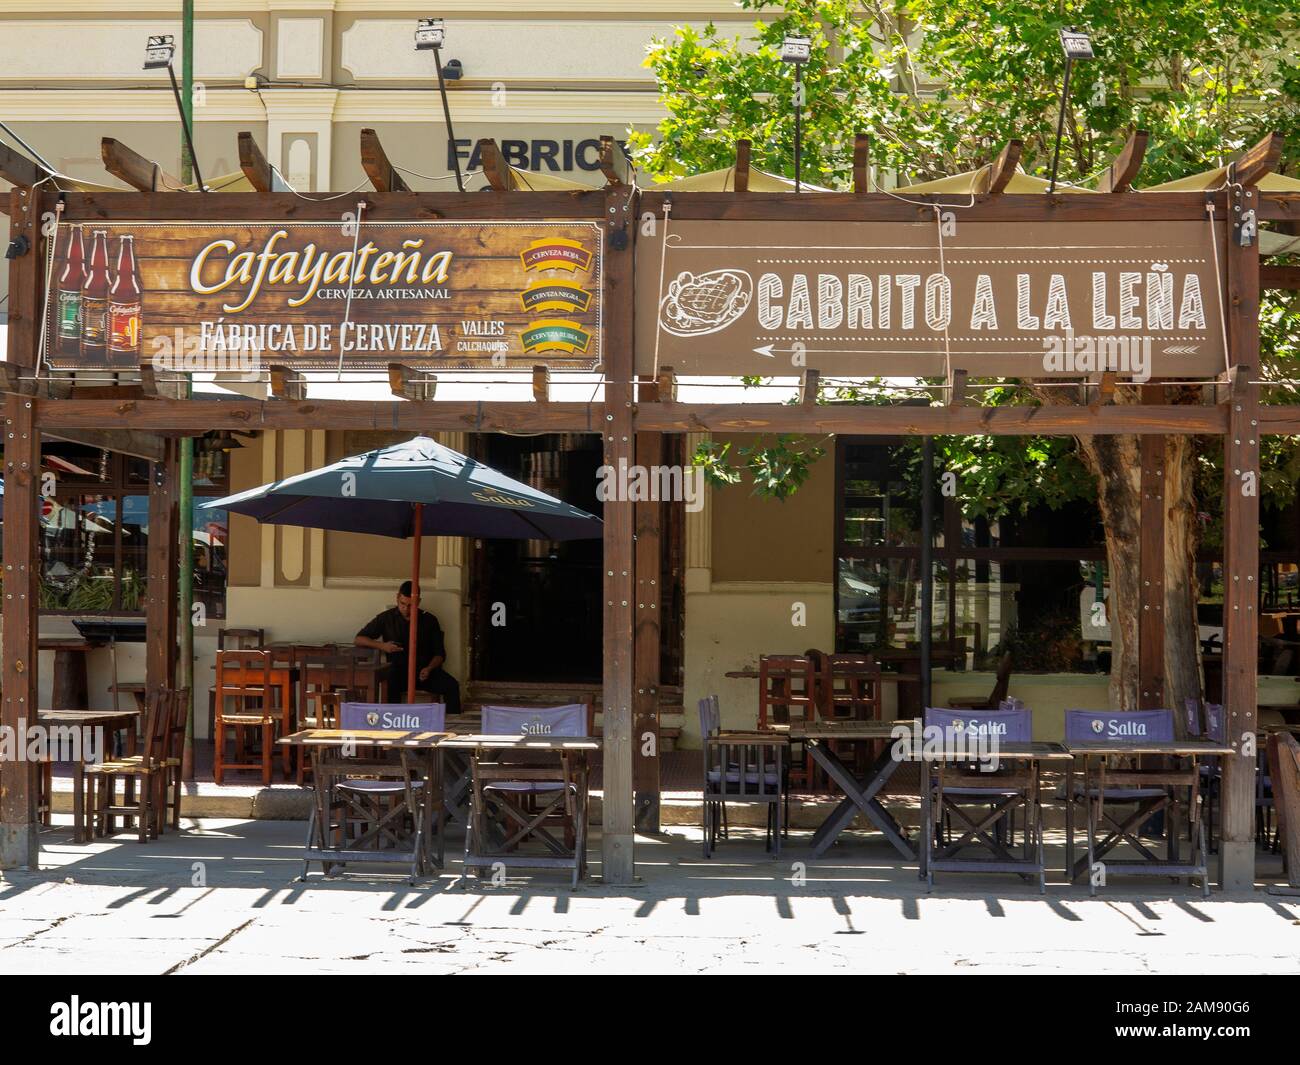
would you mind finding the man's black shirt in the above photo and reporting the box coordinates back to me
[357,606,445,666]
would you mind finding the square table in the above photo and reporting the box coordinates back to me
[1064,738,1233,896]
[782,720,918,860]
[440,734,598,887]
[279,728,448,883]
[36,708,141,843]
[918,740,1072,892]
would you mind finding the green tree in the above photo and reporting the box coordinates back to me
[633,0,1300,715]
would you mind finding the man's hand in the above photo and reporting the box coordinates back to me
[419,665,432,682]
[378,641,403,655]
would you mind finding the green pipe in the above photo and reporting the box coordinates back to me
[179,0,196,777]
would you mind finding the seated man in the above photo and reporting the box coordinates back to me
[355,581,461,713]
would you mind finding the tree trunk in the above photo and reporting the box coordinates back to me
[1042,389,1202,733]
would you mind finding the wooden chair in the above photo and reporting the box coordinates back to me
[85,688,171,842]
[823,653,883,779]
[207,627,266,738]
[699,695,787,857]
[214,649,280,785]
[948,651,1014,710]
[466,704,592,887]
[162,687,190,831]
[758,654,817,788]
[296,651,357,784]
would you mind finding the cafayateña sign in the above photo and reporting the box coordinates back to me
[46,220,603,371]
[635,219,1226,380]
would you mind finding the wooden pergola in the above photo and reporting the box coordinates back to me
[3,128,1299,887]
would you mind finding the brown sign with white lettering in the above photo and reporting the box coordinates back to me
[635,219,1226,380]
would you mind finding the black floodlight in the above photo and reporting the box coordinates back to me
[143,34,175,71]
[415,18,445,50]
[780,34,811,64]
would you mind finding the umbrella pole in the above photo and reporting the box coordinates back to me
[408,503,422,704]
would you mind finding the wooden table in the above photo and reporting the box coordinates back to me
[441,734,598,887]
[918,741,1072,892]
[782,720,918,860]
[1064,739,1233,896]
[279,728,449,883]
[39,638,101,712]
[36,708,141,843]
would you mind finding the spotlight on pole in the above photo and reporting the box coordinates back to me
[143,34,207,191]
[415,17,464,191]
[1048,27,1094,194]
[779,34,811,193]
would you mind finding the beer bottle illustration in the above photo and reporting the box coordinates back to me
[108,234,143,365]
[55,225,86,358]
[80,228,111,363]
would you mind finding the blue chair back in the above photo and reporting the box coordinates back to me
[339,701,446,731]
[698,695,721,739]
[1204,703,1225,743]
[481,703,589,738]
[1064,708,1174,743]
[925,706,1032,742]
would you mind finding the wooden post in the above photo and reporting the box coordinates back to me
[1219,182,1262,890]
[601,186,636,883]
[145,438,180,702]
[634,430,662,833]
[1138,412,1165,711]
[1,184,44,870]
[1,394,40,869]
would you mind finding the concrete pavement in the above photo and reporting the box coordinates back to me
[1,817,1297,974]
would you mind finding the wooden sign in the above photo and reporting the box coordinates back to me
[635,219,1227,380]
[44,220,603,371]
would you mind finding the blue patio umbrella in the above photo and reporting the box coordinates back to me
[200,435,602,700]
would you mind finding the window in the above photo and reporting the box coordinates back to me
[835,439,1107,674]
[30,443,230,618]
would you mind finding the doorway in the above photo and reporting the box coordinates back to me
[469,433,603,682]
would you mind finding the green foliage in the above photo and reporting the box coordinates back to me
[691,435,827,501]
[635,0,1300,513]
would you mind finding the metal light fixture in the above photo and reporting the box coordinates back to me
[1048,27,1094,193]
[779,34,812,193]
[414,17,464,191]
[142,34,206,191]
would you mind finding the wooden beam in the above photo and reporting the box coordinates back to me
[1096,129,1149,193]
[602,184,636,883]
[1229,131,1284,187]
[1090,372,1118,409]
[101,137,186,192]
[477,139,512,191]
[1262,264,1300,290]
[237,131,274,193]
[33,398,1232,436]
[0,140,41,186]
[976,140,1023,195]
[1,393,39,869]
[852,133,870,194]
[1219,176,1262,891]
[43,427,166,462]
[800,368,820,405]
[1138,415,1165,711]
[734,139,751,193]
[634,429,663,833]
[532,365,550,403]
[656,366,676,403]
[360,128,410,193]
[947,368,968,407]
[386,363,437,402]
[598,136,623,187]
[145,437,180,704]
[6,187,43,369]
[269,364,306,401]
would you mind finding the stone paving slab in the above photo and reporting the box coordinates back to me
[1,817,1297,974]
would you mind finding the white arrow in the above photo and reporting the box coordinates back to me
[753,344,776,358]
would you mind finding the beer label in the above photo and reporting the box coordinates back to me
[109,302,142,354]
[57,290,81,338]
[81,297,108,349]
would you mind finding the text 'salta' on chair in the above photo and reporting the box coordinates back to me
[758,654,817,789]
[214,649,281,786]
[327,701,446,880]
[698,695,787,858]
[464,704,592,888]
[1064,708,1210,898]
[921,706,1046,892]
